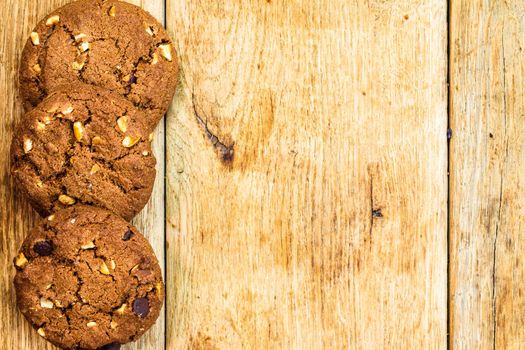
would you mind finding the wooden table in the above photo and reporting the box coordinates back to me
[0,0,522,349]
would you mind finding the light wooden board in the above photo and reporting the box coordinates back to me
[166,1,448,349]
[13,0,525,349]
[0,1,165,349]
[449,1,525,348]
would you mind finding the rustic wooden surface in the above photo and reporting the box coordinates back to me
[449,0,525,349]
[165,0,447,349]
[0,1,165,349]
[4,0,525,349]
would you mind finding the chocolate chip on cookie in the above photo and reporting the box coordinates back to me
[33,240,53,256]
[13,205,164,350]
[11,84,156,221]
[132,297,150,318]
[19,0,179,128]
[101,343,122,350]
[122,228,134,241]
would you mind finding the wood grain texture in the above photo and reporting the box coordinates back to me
[126,1,166,349]
[0,1,165,349]
[449,1,525,349]
[166,1,448,349]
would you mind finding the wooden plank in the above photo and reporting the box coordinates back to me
[1,3,71,349]
[0,1,165,349]
[449,1,525,348]
[166,1,448,348]
[126,1,166,349]
[125,0,166,347]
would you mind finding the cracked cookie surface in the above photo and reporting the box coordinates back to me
[19,0,178,128]
[11,84,156,221]
[14,205,164,350]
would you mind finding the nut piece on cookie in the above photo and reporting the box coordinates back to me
[117,116,128,133]
[14,253,28,269]
[158,44,173,61]
[30,32,40,45]
[71,61,85,71]
[45,15,60,26]
[73,121,84,141]
[23,138,33,153]
[42,115,54,125]
[62,106,74,115]
[151,52,159,65]
[58,194,76,205]
[74,33,87,42]
[130,264,139,273]
[115,303,127,314]
[40,298,54,309]
[100,261,111,275]
[90,164,101,175]
[155,282,163,298]
[33,64,41,74]
[91,136,103,145]
[145,24,155,36]
[78,41,90,52]
[122,135,141,148]
[36,121,46,132]
[37,328,46,338]
[81,241,96,250]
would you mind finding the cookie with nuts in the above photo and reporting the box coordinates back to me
[19,0,178,128]
[13,205,164,350]
[11,84,156,221]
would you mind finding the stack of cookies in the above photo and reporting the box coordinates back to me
[10,1,179,349]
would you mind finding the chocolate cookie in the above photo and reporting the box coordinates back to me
[13,205,164,350]
[20,0,178,128]
[11,84,156,221]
